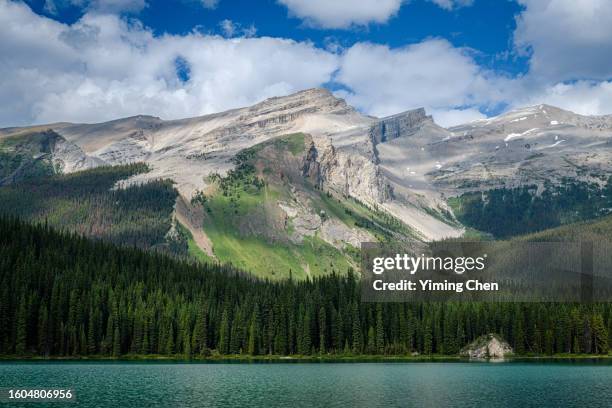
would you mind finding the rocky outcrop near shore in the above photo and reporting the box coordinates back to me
[461,334,513,359]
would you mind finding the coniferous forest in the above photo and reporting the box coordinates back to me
[1,216,610,358]
[451,178,612,238]
[0,164,178,250]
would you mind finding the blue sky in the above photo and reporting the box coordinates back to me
[2,0,612,127]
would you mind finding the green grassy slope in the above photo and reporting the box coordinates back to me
[196,134,351,279]
[193,133,415,280]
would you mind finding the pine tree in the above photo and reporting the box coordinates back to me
[193,305,208,355]
[367,327,375,354]
[582,316,592,354]
[513,313,525,355]
[351,303,362,354]
[319,305,326,354]
[38,304,49,356]
[112,327,121,357]
[15,295,28,355]
[164,321,175,355]
[591,314,608,354]
[87,307,96,355]
[333,307,344,353]
[376,304,384,354]
[423,318,433,355]
[218,306,231,355]
[248,307,259,356]
[301,309,312,355]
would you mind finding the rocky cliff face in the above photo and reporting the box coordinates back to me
[0,129,98,185]
[370,108,431,145]
[3,90,611,242]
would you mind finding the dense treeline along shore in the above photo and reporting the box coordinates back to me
[0,217,610,359]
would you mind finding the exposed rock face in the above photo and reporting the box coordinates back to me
[317,141,390,204]
[461,334,513,359]
[370,108,431,145]
[4,91,611,241]
[319,218,375,249]
[301,142,321,185]
[433,104,612,195]
[52,133,104,173]
[0,129,99,185]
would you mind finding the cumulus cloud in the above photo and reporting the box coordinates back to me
[278,0,475,29]
[277,0,403,29]
[335,40,509,126]
[518,80,612,116]
[509,0,612,116]
[5,0,612,130]
[515,0,612,82]
[0,0,337,126]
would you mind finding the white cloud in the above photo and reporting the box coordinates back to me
[515,0,612,82]
[5,0,612,130]
[430,107,485,127]
[0,1,337,126]
[278,0,475,29]
[219,19,235,37]
[219,19,257,38]
[505,0,612,117]
[428,0,474,11]
[519,80,612,116]
[200,0,218,9]
[335,39,508,126]
[277,0,403,29]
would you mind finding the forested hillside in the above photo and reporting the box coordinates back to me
[0,164,179,250]
[1,216,610,358]
[450,179,612,238]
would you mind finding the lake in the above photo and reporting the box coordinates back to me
[1,360,611,407]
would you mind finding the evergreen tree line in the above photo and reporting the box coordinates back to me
[0,164,179,250]
[0,216,610,358]
[455,178,612,238]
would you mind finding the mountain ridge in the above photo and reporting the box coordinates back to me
[2,88,611,253]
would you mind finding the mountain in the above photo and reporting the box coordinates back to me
[442,104,612,193]
[2,90,612,278]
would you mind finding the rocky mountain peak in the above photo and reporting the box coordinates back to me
[247,88,355,118]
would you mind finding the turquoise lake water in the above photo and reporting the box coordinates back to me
[1,360,611,407]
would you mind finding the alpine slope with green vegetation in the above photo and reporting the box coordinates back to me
[1,216,610,359]
[189,133,415,279]
[0,127,418,280]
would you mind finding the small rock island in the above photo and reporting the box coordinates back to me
[461,334,513,360]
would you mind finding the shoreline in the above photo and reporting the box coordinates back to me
[2,354,611,363]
